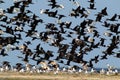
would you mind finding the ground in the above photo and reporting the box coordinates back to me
[0,72,120,80]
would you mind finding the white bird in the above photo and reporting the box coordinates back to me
[103,31,112,37]
[32,65,37,71]
[86,9,91,14]
[86,27,94,33]
[39,61,48,71]
[78,68,82,73]
[15,26,23,31]
[73,1,80,6]
[107,63,110,67]
[13,8,20,13]
[100,68,105,74]
[40,9,46,14]
[30,70,34,73]
[36,69,40,73]
[88,37,94,42]
[5,66,9,71]
[0,67,4,72]
[106,71,110,75]
[113,69,118,75]
[62,67,66,72]
[34,32,39,37]
[72,67,76,72]
[58,4,64,9]
[90,68,95,73]
[0,8,5,16]
[54,70,59,74]
[6,44,16,52]
[12,67,18,72]
[85,70,89,74]
[26,63,31,72]
[56,19,62,24]
[19,68,25,73]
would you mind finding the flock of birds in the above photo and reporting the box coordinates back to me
[0,60,119,75]
[0,0,120,73]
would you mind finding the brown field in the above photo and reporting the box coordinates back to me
[0,72,120,80]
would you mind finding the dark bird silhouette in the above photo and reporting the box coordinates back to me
[69,0,75,1]
[65,21,72,28]
[59,44,69,53]
[112,24,120,34]
[58,60,64,63]
[0,0,4,3]
[66,54,74,65]
[48,0,57,9]
[49,4,63,9]
[101,54,107,60]
[74,52,84,63]
[56,44,69,60]
[2,61,11,68]
[88,3,96,10]
[6,6,14,13]
[102,21,110,27]
[48,60,59,69]
[95,13,103,22]
[0,16,8,22]
[24,48,33,56]
[23,54,29,62]
[5,26,14,35]
[57,14,66,20]
[88,0,95,3]
[0,49,8,56]
[47,10,58,18]
[91,42,100,48]
[103,43,116,55]
[109,24,118,33]
[27,0,33,4]
[88,60,93,68]
[16,63,23,71]
[74,5,81,13]
[45,23,57,30]
[34,44,46,57]
[44,50,54,60]
[40,9,49,14]
[36,58,44,65]
[100,38,106,47]
[22,0,33,6]
[106,14,118,21]
[86,19,94,26]
[100,7,108,16]
[13,1,21,8]
[25,41,31,45]
[58,22,65,33]
[69,11,79,18]
[91,55,99,63]
[56,51,66,60]
[93,30,100,37]
[114,53,120,58]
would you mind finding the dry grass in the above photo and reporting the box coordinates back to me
[0,72,120,80]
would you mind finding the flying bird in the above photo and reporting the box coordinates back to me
[106,14,118,21]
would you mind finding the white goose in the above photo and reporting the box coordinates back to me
[100,68,105,74]
[0,67,4,72]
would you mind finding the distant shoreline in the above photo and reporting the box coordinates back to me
[0,72,120,80]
